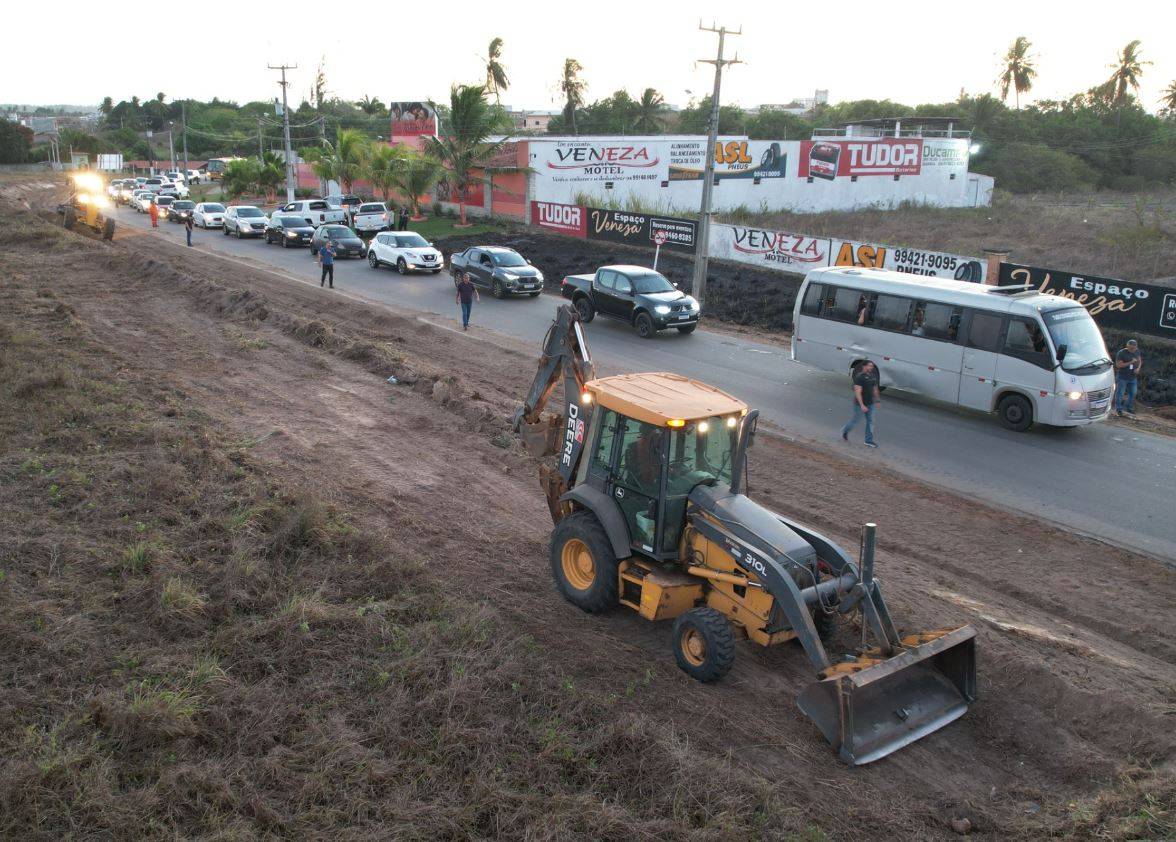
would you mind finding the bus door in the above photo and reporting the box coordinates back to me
[958,310,1003,411]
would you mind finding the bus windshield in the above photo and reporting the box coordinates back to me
[1042,308,1111,373]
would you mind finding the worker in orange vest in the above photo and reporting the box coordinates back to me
[148,198,160,228]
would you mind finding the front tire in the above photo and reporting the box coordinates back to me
[235,227,242,239]
[635,312,655,339]
[998,393,1033,432]
[672,607,735,683]
[492,279,506,299]
[549,512,619,613]
[574,296,595,323]
[397,257,408,275]
[368,252,380,269]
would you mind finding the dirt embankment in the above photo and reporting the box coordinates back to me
[1,182,1173,839]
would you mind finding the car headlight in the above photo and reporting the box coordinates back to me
[286,231,298,238]
[685,296,699,310]
[501,272,519,282]
[1066,391,1083,400]
[654,305,672,315]
[534,271,544,282]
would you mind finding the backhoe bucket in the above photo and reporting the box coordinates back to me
[798,626,977,765]
[520,416,560,458]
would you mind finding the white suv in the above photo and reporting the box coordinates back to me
[367,231,444,274]
[223,205,268,238]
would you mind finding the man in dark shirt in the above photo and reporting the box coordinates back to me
[1114,339,1142,418]
[399,206,410,231]
[184,213,194,247]
[841,360,880,448]
[455,273,480,330]
[318,238,336,289]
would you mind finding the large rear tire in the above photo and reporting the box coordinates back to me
[672,607,735,683]
[102,218,115,240]
[63,208,75,230]
[549,511,619,613]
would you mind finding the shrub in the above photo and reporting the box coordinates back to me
[973,142,1098,193]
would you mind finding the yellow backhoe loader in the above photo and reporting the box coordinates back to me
[58,171,116,240]
[514,305,977,764]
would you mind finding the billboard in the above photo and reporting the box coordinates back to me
[998,263,1174,337]
[585,208,696,253]
[389,101,438,137]
[710,224,831,270]
[799,138,923,180]
[535,140,665,185]
[668,140,788,181]
[531,201,586,237]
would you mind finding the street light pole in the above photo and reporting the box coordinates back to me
[181,102,190,189]
[269,62,298,203]
[690,22,741,308]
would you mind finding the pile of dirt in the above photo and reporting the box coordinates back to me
[433,230,803,330]
[2,186,1173,839]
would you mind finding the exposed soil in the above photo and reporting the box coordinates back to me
[1,176,1173,839]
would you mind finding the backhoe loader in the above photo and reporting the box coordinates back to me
[514,305,977,764]
[58,171,116,240]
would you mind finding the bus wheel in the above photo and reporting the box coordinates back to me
[998,394,1033,432]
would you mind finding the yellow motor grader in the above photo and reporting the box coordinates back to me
[58,171,116,240]
[514,305,977,764]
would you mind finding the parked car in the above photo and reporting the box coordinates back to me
[310,224,366,259]
[166,199,197,222]
[366,231,443,274]
[134,177,148,187]
[116,182,137,204]
[449,246,543,298]
[326,194,363,222]
[152,194,177,216]
[143,177,164,193]
[277,199,347,228]
[352,201,392,233]
[132,191,157,212]
[222,205,268,238]
[106,179,124,200]
[561,265,700,337]
[192,202,226,228]
[264,214,315,247]
[158,181,190,199]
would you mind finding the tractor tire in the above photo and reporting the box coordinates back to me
[549,511,619,613]
[635,312,655,339]
[998,393,1033,432]
[574,296,595,323]
[672,607,735,683]
[63,208,75,230]
[102,218,115,240]
[676,323,697,335]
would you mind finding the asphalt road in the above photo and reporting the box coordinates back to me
[116,205,1176,561]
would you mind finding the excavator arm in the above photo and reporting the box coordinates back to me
[512,305,597,522]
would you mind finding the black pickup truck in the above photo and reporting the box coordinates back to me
[560,265,700,337]
[449,246,544,298]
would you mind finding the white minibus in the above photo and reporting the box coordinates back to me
[792,267,1115,431]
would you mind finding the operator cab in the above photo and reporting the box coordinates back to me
[576,372,748,558]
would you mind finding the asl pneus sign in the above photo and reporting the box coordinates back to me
[668,140,788,181]
[799,138,923,180]
[586,208,696,253]
[999,262,1175,337]
[832,239,986,282]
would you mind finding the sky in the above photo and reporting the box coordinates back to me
[3,0,1174,113]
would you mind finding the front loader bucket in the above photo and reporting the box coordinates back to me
[798,626,977,765]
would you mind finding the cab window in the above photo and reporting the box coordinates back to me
[913,301,962,341]
[309,201,327,210]
[801,283,824,316]
[614,274,633,295]
[964,311,1004,352]
[868,294,913,332]
[829,287,868,323]
[589,409,619,476]
[661,418,737,551]
[1004,318,1052,368]
[596,270,617,291]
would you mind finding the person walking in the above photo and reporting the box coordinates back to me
[318,237,336,289]
[184,212,194,247]
[1114,338,1143,418]
[455,272,480,330]
[841,360,880,448]
[148,200,159,228]
[398,205,410,231]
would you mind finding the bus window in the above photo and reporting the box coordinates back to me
[1004,318,1051,368]
[870,294,913,331]
[964,312,1004,351]
[829,287,866,323]
[801,283,824,316]
[915,301,962,341]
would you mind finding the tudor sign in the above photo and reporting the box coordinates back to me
[799,138,922,179]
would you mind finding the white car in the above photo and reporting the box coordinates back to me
[158,181,190,199]
[278,199,347,227]
[193,202,226,228]
[352,201,392,233]
[222,205,268,238]
[367,231,444,274]
[132,191,157,212]
[142,177,165,193]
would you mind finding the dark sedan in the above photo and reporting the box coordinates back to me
[449,246,544,299]
[310,224,366,259]
[265,214,315,247]
[166,199,197,223]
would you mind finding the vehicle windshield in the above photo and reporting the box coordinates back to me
[203,203,225,212]
[236,207,264,218]
[1043,307,1111,373]
[492,251,528,267]
[660,417,739,552]
[155,196,174,204]
[630,271,676,294]
[324,226,354,239]
[395,234,429,248]
[278,216,306,227]
[173,201,195,209]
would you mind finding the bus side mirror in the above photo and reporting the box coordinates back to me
[1056,344,1067,362]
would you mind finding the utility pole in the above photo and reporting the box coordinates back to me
[318,115,327,196]
[690,22,741,307]
[269,62,298,203]
[168,124,176,170]
[257,117,264,160]
[181,102,190,188]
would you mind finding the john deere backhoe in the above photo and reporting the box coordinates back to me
[58,171,116,240]
[514,305,977,765]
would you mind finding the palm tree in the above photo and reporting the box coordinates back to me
[997,37,1036,109]
[1162,80,1176,113]
[256,151,284,201]
[1099,40,1151,105]
[390,151,444,218]
[559,59,586,134]
[223,158,260,200]
[424,85,512,226]
[357,95,385,116]
[632,88,667,133]
[365,143,407,203]
[304,128,370,194]
[485,38,509,104]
